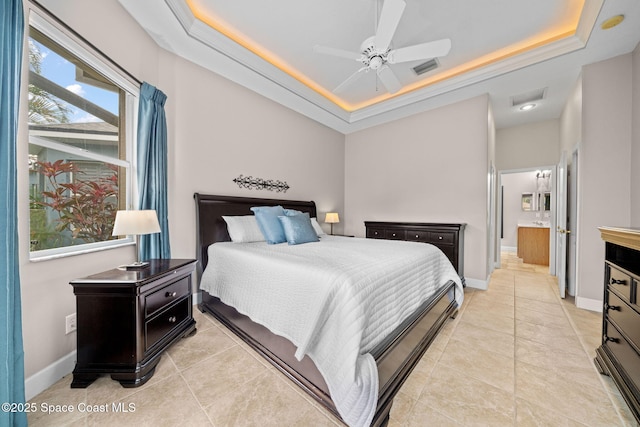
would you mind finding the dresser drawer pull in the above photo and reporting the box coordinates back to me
[438,236,443,240]
[605,336,620,343]
[168,316,177,323]
[415,235,420,238]
[392,233,396,237]
[166,291,177,298]
[611,278,628,285]
[605,304,621,312]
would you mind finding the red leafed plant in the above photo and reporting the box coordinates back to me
[34,159,119,243]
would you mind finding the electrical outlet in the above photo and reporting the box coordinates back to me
[65,313,77,334]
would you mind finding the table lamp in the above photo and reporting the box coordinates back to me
[112,210,161,269]
[324,212,340,235]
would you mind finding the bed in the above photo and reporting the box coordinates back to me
[194,193,462,426]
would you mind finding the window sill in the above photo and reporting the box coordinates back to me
[29,239,135,263]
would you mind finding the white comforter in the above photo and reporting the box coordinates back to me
[200,235,463,427]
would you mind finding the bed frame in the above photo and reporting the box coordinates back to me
[194,193,459,426]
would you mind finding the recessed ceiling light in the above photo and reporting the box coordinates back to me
[519,103,536,111]
[601,15,624,30]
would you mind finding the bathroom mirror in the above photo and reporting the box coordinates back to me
[522,193,534,211]
[540,192,551,211]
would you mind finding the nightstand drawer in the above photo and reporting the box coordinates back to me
[429,232,454,245]
[145,276,190,317]
[146,298,189,352]
[406,230,429,242]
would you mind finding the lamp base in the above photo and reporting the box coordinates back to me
[119,261,150,270]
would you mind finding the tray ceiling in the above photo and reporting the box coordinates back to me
[119,0,640,133]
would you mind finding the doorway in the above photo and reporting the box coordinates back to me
[497,167,556,272]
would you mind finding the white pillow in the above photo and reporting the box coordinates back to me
[310,217,326,236]
[222,215,265,243]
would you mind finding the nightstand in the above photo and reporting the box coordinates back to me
[70,259,197,388]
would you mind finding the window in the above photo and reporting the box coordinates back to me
[28,12,138,260]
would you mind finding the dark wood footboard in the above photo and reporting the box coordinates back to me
[199,281,458,426]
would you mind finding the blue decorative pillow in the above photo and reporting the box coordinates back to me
[278,213,319,245]
[283,208,303,216]
[250,205,287,244]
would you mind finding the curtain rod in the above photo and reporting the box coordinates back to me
[28,0,143,87]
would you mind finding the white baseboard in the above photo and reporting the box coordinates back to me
[465,277,488,290]
[501,246,517,253]
[25,350,76,401]
[576,296,602,313]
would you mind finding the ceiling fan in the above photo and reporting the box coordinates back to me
[314,0,451,94]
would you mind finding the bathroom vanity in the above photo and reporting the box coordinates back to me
[517,224,550,265]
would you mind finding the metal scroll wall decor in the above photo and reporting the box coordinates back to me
[233,174,290,193]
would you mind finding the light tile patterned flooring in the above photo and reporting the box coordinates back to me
[28,253,638,426]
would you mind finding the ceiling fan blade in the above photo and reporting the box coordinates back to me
[334,67,368,93]
[313,45,362,61]
[374,0,406,52]
[388,38,452,64]
[377,65,402,94]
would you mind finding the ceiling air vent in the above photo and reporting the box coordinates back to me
[510,88,547,107]
[412,58,439,76]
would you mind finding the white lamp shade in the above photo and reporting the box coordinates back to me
[324,212,340,224]
[112,210,161,236]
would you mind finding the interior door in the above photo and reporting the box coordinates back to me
[555,152,568,298]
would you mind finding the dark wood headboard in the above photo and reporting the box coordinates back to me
[193,193,317,282]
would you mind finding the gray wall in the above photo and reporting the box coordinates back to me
[344,95,491,286]
[18,0,345,383]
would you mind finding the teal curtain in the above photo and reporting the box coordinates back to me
[137,82,170,260]
[0,1,28,426]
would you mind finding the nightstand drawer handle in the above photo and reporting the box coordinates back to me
[606,304,621,312]
[166,291,177,298]
[605,336,620,344]
[438,236,443,240]
[168,316,177,323]
[611,278,627,285]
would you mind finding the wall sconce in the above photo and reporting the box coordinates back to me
[112,210,161,269]
[324,212,339,235]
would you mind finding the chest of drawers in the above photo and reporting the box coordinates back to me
[70,259,197,388]
[365,221,466,285]
[595,227,640,424]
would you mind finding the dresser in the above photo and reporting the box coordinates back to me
[70,259,197,388]
[365,221,466,285]
[595,227,640,424]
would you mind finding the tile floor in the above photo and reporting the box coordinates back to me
[27,253,639,426]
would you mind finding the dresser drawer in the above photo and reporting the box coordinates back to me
[406,230,429,242]
[385,229,405,240]
[145,276,190,317]
[145,298,189,352]
[429,231,455,245]
[609,265,633,302]
[367,228,385,239]
[604,320,640,390]
[607,291,640,350]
